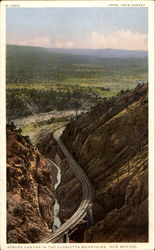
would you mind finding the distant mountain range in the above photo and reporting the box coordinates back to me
[47,48,148,58]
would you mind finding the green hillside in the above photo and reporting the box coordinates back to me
[6,45,148,86]
[6,45,105,84]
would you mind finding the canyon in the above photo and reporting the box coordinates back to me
[7,83,148,243]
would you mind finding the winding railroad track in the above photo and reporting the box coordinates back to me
[40,127,94,243]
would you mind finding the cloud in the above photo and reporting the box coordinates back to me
[90,30,147,50]
[8,30,147,51]
[51,40,75,49]
[9,37,75,49]
[13,37,52,48]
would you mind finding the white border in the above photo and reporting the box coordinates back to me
[0,1,154,250]
[0,1,7,248]
[148,1,155,249]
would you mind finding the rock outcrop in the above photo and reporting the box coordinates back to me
[7,128,55,243]
[61,84,148,242]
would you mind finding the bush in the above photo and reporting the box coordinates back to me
[6,121,17,131]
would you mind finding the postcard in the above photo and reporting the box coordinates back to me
[0,1,154,250]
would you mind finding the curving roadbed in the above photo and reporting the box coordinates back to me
[40,127,94,243]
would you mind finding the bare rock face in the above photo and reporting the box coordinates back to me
[7,128,55,243]
[61,84,148,242]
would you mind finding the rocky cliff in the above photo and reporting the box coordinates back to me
[61,84,148,242]
[7,127,55,243]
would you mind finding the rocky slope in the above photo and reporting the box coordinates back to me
[7,127,55,243]
[60,84,148,242]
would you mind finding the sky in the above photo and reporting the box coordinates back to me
[6,7,148,51]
